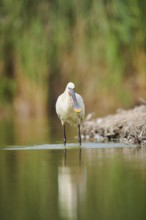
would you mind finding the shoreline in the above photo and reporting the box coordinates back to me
[81,105,146,145]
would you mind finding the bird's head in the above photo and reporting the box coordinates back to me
[66,82,81,113]
[67,82,75,90]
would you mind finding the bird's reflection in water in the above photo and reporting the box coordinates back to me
[58,149,86,220]
[64,147,82,165]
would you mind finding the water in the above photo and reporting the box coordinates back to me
[1,118,146,220]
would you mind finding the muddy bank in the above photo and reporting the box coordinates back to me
[81,105,146,145]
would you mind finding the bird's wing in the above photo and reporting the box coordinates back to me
[55,94,63,116]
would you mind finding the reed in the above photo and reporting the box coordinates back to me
[0,0,146,117]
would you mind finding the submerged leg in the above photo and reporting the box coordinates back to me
[78,124,82,146]
[64,148,67,163]
[79,147,82,161]
[63,124,66,146]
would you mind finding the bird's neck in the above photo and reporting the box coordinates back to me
[64,91,73,106]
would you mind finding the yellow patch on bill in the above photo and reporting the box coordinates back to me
[74,108,81,113]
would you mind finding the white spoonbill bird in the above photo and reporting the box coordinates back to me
[56,82,85,146]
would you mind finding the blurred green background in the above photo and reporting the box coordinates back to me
[1,0,146,119]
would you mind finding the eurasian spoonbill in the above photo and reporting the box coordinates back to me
[56,82,85,146]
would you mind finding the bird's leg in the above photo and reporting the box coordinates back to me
[63,124,67,146]
[63,125,67,159]
[78,124,82,146]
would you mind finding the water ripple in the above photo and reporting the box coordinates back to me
[0,142,135,151]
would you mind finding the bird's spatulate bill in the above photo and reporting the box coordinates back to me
[69,89,81,113]
[74,108,81,113]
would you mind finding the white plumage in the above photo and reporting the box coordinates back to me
[56,82,85,145]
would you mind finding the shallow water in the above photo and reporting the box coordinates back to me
[1,118,146,220]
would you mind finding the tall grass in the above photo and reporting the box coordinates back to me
[0,0,146,117]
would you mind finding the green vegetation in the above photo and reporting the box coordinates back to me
[0,0,146,117]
